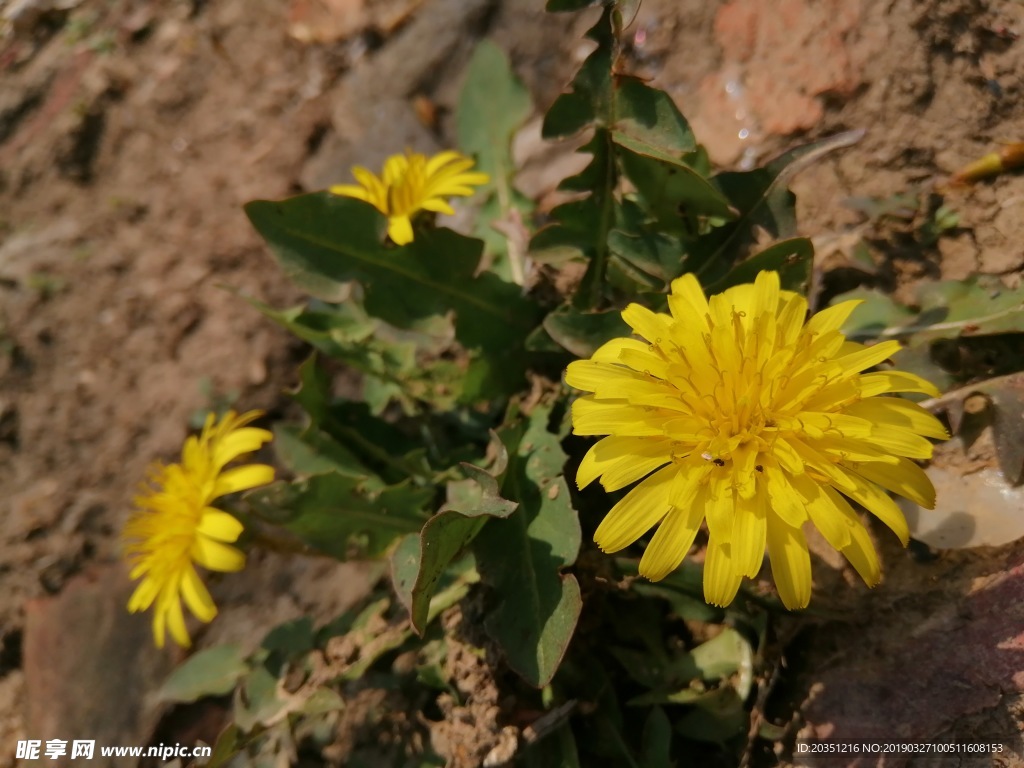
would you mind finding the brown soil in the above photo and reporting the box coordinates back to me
[3,0,1024,765]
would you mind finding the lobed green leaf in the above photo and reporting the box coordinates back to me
[159,645,248,703]
[457,41,534,284]
[474,405,582,687]
[245,194,538,355]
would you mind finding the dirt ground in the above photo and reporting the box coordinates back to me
[2,0,1024,765]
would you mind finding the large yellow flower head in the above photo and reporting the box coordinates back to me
[122,410,274,648]
[330,150,489,246]
[566,271,947,610]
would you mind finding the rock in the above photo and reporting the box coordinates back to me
[937,232,979,280]
[692,0,863,164]
[977,201,1024,274]
[797,544,1024,763]
[23,564,174,767]
[300,0,494,192]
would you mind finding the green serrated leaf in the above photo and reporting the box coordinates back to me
[631,581,723,623]
[705,236,813,293]
[610,76,697,157]
[284,358,436,483]
[401,454,520,635]
[617,145,735,238]
[234,665,284,731]
[521,724,582,767]
[629,686,709,707]
[457,41,533,284]
[299,687,345,716]
[390,532,420,615]
[536,9,620,308]
[542,17,611,141]
[205,724,243,768]
[610,646,698,692]
[542,303,631,358]
[673,686,748,745]
[159,645,248,703]
[391,434,510,625]
[250,298,458,414]
[838,275,1024,351]
[291,353,331,428]
[391,546,481,633]
[640,707,672,768]
[628,628,755,708]
[474,405,582,687]
[250,472,432,560]
[690,130,864,286]
[245,194,537,354]
[261,617,315,672]
[607,226,683,287]
[272,423,370,480]
[690,628,753,689]
[835,287,916,341]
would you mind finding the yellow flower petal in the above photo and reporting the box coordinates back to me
[844,397,949,440]
[668,273,711,321]
[837,472,910,546]
[704,537,743,607]
[705,470,734,544]
[387,215,415,245]
[788,437,857,492]
[180,565,217,623]
[731,489,767,578]
[638,486,707,581]
[804,299,862,336]
[164,590,191,648]
[824,487,881,586]
[766,514,812,610]
[127,578,159,613]
[593,465,675,553]
[775,293,808,348]
[764,468,809,529]
[597,441,673,492]
[591,337,650,363]
[424,150,464,174]
[848,456,936,508]
[571,398,672,437]
[213,464,275,497]
[565,360,645,394]
[730,442,760,499]
[152,597,168,649]
[191,537,246,572]
[833,340,903,375]
[793,473,852,551]
[196,508,245,543]
[329,183,370,201]
[430,182,482,197]
[212,426,273,469]
[382,154,411,185]
[865,426,935,460]
[617,345,672,379]
[621,303,674,345]
[420,197,456,215]
[815,435,901,465]
[748,269,781,321]
[859,371,942,398]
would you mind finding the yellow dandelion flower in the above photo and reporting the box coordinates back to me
[122,410,274,648]
[330,150,489,245]
[566,271,947,610]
